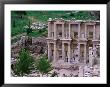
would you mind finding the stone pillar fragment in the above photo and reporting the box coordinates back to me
[78,66,84,77]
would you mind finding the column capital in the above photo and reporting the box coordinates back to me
[68,42,71,45]
[48,21,51,24]
[54,41,56,44]
[84,43,87,45]
[47,42,50,44]
[62,23,65,25]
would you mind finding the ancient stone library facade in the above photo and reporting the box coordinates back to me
[46,18,100,67]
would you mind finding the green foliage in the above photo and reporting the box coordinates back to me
[14,48,34,76]
[26,28,32,35]
[28,29,47,37]
[35,54,52,76]
[11,11,29,37]
[11,17,28,36]
[13,11,27,15]
[26,21,32,35]
[11,11,99,37]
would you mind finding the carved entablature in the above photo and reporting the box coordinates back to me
[48,18,99,24]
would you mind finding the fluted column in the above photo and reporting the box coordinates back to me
[68,42,71,62]
[54,42,57,62]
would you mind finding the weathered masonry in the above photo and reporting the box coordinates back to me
[46,18,100,66]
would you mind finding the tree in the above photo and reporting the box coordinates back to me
[14,11,27,16]
[35,54,53,76]
[14,48,34,76]
[26,20,32,35]
[24,20,32,50]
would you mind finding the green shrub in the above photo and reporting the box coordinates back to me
[14,48,34,76]
[35,54,52,76]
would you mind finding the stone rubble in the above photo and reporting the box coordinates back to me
[24,22,48,30]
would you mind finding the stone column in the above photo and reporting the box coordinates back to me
[54,42,57,62]
[78,43,80,62]
[68,42,71,63]
[85,24,87,38]
[69,23,71,38]
[62,42,65,60]
[62,23,64,38]
[93,25,96,40]
[84,43,87,64]
[78,23,80,39]
[54,23,57,39]
[47,42,51,61]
